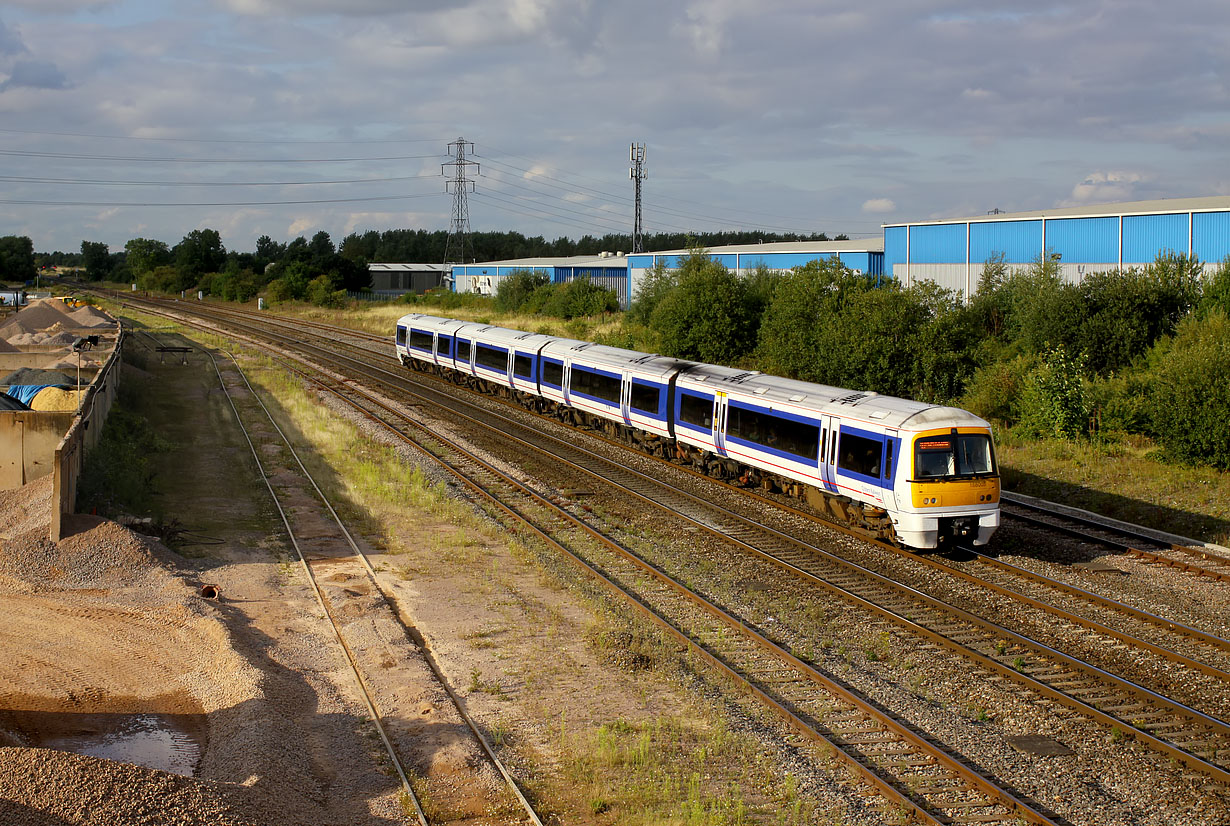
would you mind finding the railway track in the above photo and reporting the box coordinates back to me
[110,296,1230,819]
[111,300,1063,823]
[1001,496,1230,584]
[182,333,544,826]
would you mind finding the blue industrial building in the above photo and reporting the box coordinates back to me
[626,239,884,303]
[884,196,1230,298]
[451,254,631,305]
[417,195,1230,307]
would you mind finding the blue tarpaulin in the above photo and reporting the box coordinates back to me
[3,385,56,406]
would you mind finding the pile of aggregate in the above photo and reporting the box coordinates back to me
[68,305,115,328]
[0,299,76,331]
[0,477,397,826]
[0,336,19,352]
[0,749,268,826]
[1,368,75,387]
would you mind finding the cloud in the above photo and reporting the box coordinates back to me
[862,198,896,213]
[1062,171,1147,206]
[0,17,28,56]
[219,0,456,15]
[1,59,69,91]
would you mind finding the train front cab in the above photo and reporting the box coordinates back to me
[893,427,1000,548]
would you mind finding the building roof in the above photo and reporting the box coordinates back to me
[454,255,630,269]
[368,263,452,272]
[636,238,883,256]
[885,195,1230,227]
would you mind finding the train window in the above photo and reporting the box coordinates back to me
[820,427,827,462]
[396,327,407,347]
[630,381,660,415]
[409,330,433,351]
[475,343,507,373]
[438,336,453,357]
[457,339,472,363]
[915,434,995,478]
[884,442,893,479]
[542,360,563,387]
[678,392,713,428]
[838,432,882,478]
[728,404,819,460]
[514,353,533,379]
[571,367,620,403]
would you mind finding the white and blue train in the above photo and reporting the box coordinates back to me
[396,313,1001,549]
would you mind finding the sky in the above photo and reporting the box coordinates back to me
[0,0,1228,255]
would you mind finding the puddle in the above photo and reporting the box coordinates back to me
[1,709,207,777]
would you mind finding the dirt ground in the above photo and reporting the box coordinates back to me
[0,320,813,823]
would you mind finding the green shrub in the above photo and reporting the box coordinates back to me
[648,251,757,364]
[1149,310,1230,469]
[959,354,1037,425]
[1016,346,1089,439]
[494,270,550,313]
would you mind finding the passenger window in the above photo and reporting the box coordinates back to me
[838,432,883,478]
[679,392,713,428]
[542,360,563,387]
[630,381,660,415]
[396,327,407,346]
[457,339,471,362]
[514,353,533,379]
[438,336,452,357]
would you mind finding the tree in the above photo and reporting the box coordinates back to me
[0,235,35,281]
[124,238,171,277]
[174,229,226,279]
[495,270,550,313]
[255,235,285,266]
[1149,310,1230,468]
[80,241,113,281]
[648,251,756,364]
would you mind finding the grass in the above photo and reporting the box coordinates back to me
[558,715,812,825]
[997,435,1230,545]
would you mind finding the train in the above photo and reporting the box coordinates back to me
[395,313,1000,549]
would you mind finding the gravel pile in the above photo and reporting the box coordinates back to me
[0,749,267,826]
[0,337,19,353]
[1,368,74,387]
[0,299,75,336]
[68,305,115,328]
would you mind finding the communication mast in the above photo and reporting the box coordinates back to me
[443,137,479,275]
[629,143,646,253]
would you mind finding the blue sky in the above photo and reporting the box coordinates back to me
[1,0,1227,255]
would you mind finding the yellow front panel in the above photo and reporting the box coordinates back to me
[911,477,1000,508]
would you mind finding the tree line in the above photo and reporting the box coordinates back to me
[614,250,1230,470]
[5,228,842,308]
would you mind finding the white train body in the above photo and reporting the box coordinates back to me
[396,313,1000,549]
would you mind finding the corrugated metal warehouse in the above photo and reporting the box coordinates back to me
[452,254,632,307]
[626,239,884,305]
[884,195,1230,298]
[368,263,451,295]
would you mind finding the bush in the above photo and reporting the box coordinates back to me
[494,270,550,313]
[1016,345,1089,439]
[1149,310,1230,469]
[959,354,1037,425]
[538,277,619,318]
[648,251,756,364]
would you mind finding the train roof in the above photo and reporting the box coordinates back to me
[540,338,695,378]
[677,363,989,430]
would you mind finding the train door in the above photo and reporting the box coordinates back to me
[820,417,838,492]
[620,371,632,425]
[882,429,898,510]
[712,392,729,456]
[562,362,572,405]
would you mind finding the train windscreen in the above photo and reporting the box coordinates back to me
[914,434,996,479]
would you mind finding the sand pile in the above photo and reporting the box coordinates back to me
[0,300,74,336]
[0,337,19,353]
[68,305,115,328]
